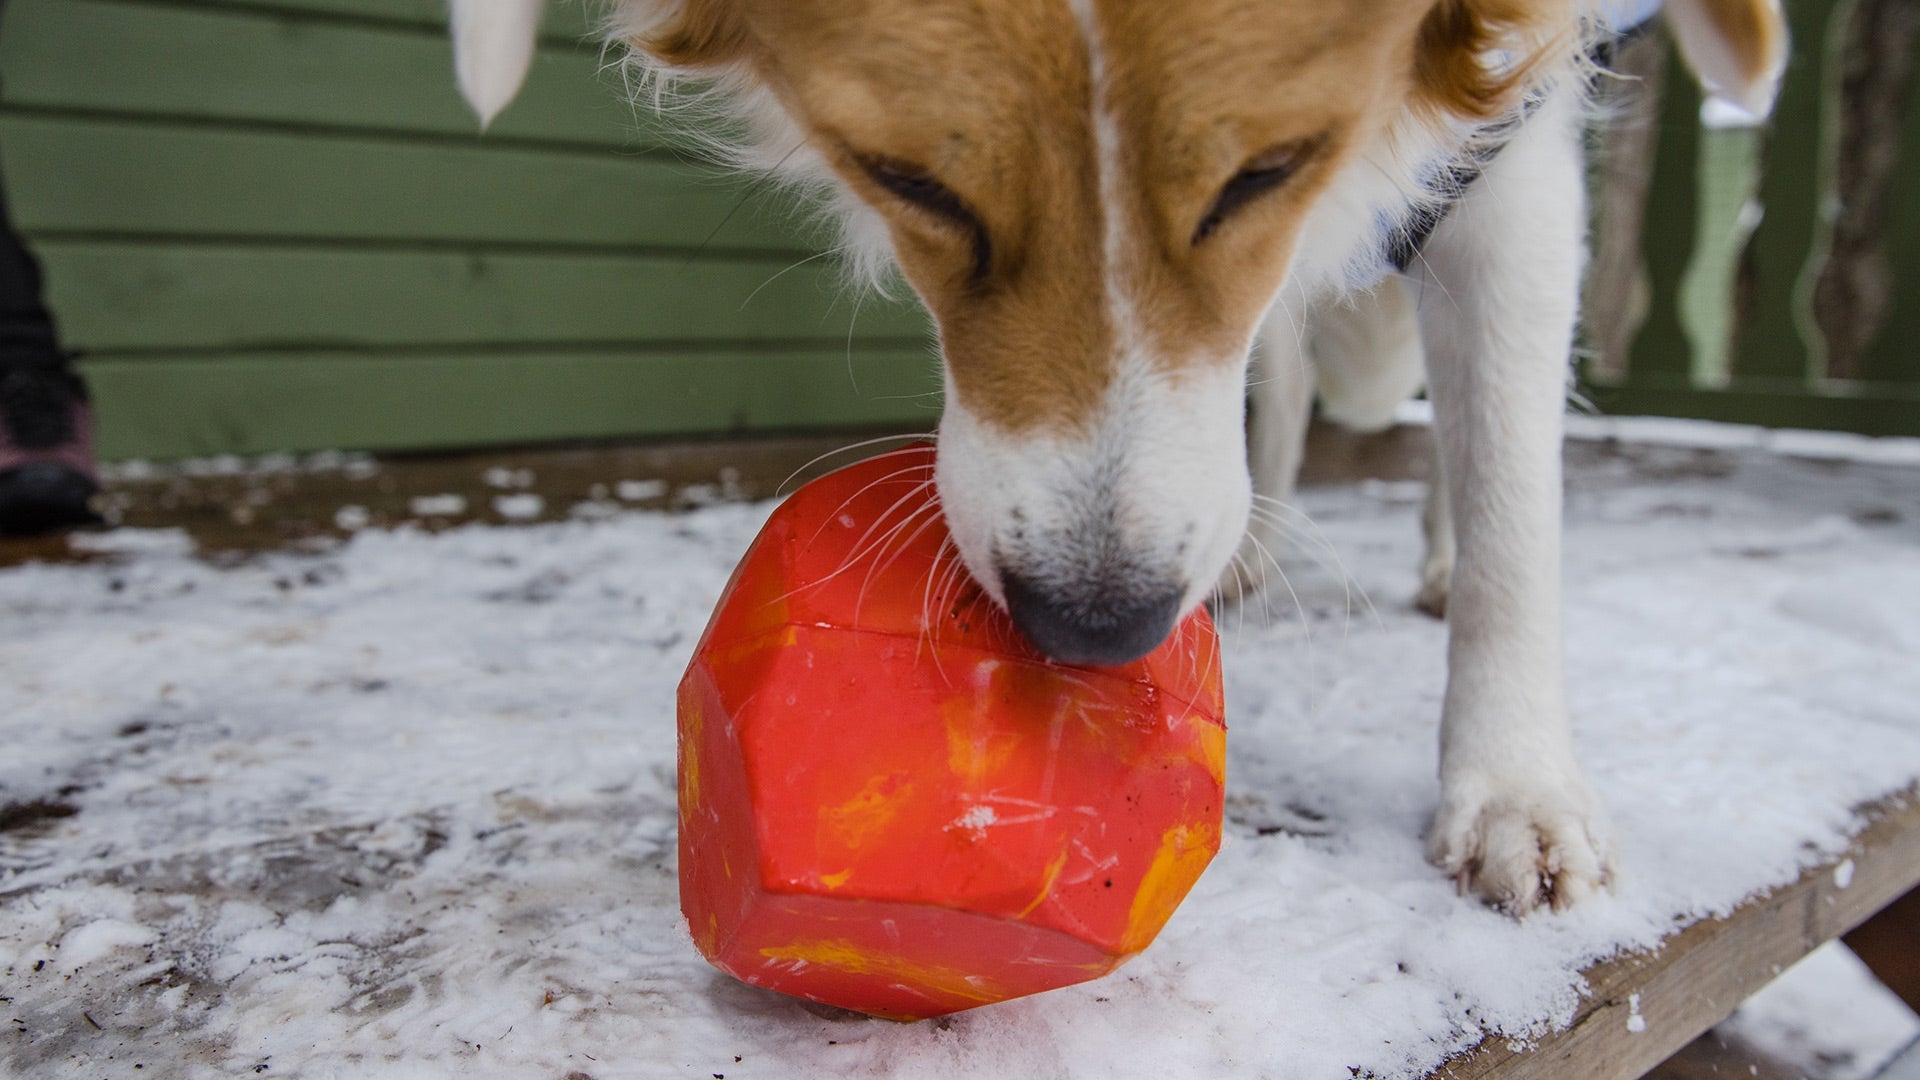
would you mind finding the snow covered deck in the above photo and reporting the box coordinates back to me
[3,420,1918,1079]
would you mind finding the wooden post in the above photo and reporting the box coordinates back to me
[1731,0,1840,383]
[1584,34,1669,385]
[1843,886,1920,1014]
[1808,0,1920,382]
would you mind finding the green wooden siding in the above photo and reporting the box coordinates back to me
[5,0,1912,459]
[0,0,934,460]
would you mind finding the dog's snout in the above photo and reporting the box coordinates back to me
[1000,568,1184,667]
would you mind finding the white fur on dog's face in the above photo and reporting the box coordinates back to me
[624,0,1573,663]
[932,0,1265,664]
[936,341,1253,664]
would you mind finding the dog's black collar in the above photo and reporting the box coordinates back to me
[1383,20,1654,273]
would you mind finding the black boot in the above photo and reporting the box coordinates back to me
[0,361,99,535]
[0,122,101,536]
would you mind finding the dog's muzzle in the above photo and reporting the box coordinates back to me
[999,565,1184,667]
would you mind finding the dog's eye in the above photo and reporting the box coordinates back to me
[1192,136,1324,245]
[858,155,993,284]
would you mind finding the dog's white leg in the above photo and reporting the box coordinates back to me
[1406,91,1612,914]
[1416,454,1455,619]
[1216,293,1316,608]
[1306,275,1454,617]
[1313,275,1427,434]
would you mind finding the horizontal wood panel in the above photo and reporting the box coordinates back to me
[0,0,674,149]
[1,0,936,460]
[80,348,944,460]
[0,115,823,252]
[110,0,599,39]
[38,242,927,352]
[1591,378,1920,437]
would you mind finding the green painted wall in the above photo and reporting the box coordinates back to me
[5,0,1912,457]
[0,0,936,460]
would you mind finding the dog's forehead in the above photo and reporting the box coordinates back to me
[747,0,1433,150]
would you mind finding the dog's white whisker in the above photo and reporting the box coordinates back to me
[1246,495,1384,632]
[1242,530,1313,650]
[917,534,962,670]
[803,466,934,550]
[842,289,866,394]
[738,249,835,312]
[1247,500,1383,634]
[855,503,946,620]
[1233,548,1275,632]
[763,477,935,608]
[778,439,933,499]
[839,495,939,590]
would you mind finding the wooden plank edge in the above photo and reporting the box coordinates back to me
[1432,786,1920,1080]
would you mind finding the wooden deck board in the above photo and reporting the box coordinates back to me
[1435,790,1920,1080]
[3,426,1915,1080]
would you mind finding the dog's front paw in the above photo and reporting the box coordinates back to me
[1427,778,1613,915]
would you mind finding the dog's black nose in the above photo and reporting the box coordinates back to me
[1000,569,1184,667]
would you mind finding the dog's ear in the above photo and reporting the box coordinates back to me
[1412,0,1573,121]
[1663,0,1787,116]
[451,0,546,128]
[631,0,751,69]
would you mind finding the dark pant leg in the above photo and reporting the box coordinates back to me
[0,0,88,452]
[0,0,98,533]
[0,162,63,365]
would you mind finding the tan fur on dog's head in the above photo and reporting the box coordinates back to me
[627,0,1574,439]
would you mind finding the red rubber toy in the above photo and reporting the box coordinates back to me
[677,444,1226,1020]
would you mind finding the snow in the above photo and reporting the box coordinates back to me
[1724,942,1920,1080]
[1398,398,1920,468]
[53,919,159,975]
[491,493,547,521]
[617,479,669,502]
[3,437,1919,1079]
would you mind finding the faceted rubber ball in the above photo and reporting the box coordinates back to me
[678,444,1226,1020]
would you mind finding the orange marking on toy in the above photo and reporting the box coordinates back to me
[1120,823,1220,955]
[679,693,703,809]
[818,868,853,890]
[1017,846,1072,918]
[1192,720,1227,786]
[759,939,1007,1007]
[823,773,912,850]
[943,685,1017,785]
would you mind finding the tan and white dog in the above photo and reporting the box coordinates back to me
[452,0,1785,915]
